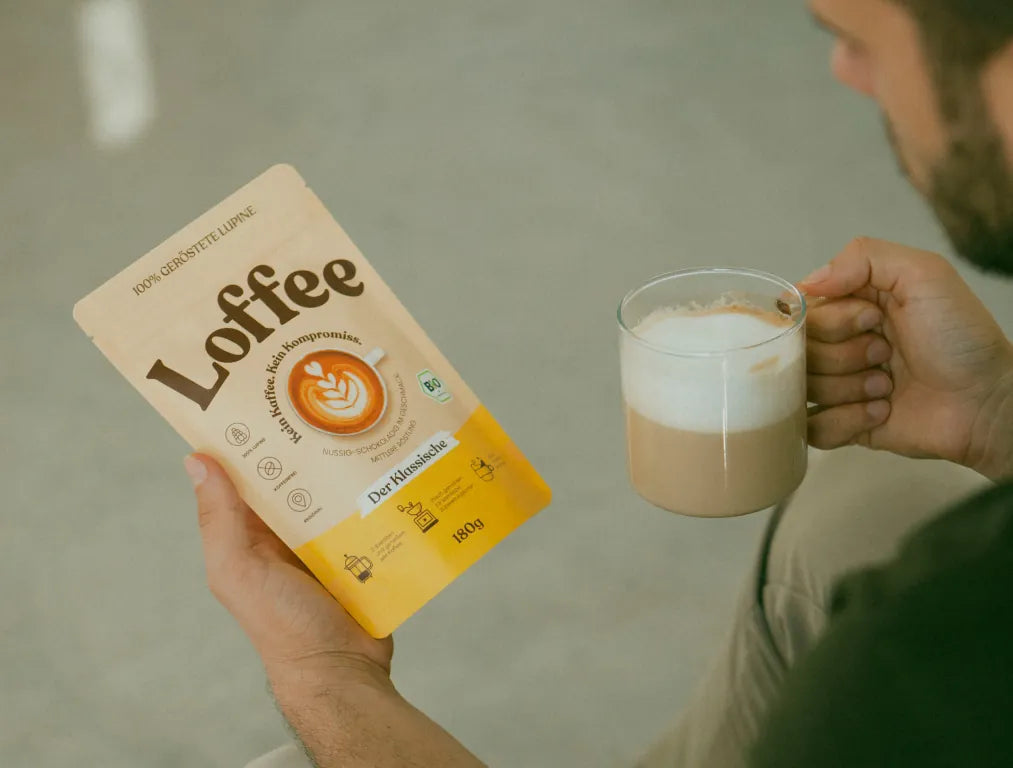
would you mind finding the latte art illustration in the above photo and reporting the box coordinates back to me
[288,349,387,435]
[307,361,369,419]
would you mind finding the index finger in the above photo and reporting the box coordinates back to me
[798,236,953,302]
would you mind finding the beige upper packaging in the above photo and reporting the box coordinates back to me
[74,165,551,637]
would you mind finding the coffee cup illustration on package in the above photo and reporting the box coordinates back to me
[288,348,388,436]
[73,165,552,637]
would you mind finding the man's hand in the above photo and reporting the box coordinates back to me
[186,454,483,767]
[800,237,1013,481]
[187,453,392,682]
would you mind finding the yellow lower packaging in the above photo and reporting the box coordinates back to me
[73,165,551,637]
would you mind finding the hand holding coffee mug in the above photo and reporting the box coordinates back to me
[618,268,808,517]
[288,348,388,436]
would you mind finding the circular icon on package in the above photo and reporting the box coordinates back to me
[257,456,283,480]
[287,348,388,436]
[225,422,251,446]
[287,488,312,512]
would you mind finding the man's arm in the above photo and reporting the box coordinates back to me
[971,366,1013,481]
[268,661,485,768]
[185,454,484,768]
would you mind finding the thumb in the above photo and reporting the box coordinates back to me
[798,236,937,300]
[184,453,252,577]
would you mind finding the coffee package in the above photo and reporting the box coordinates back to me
[73,165,551,637]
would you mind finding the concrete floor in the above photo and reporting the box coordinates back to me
[2,1,1011,766]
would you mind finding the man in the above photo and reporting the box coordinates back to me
[637,1,1013,765]
[183,0,1013,765]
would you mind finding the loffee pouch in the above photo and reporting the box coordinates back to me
[73,164,551,637]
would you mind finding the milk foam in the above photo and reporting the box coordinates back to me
[622,306,805,433]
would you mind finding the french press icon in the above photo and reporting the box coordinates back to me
[343,554,374,583]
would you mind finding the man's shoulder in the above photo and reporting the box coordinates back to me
[751,480,1013,768]
[910,478,1013,544]
[828,479,1013,617]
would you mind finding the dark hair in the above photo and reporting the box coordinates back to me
[889,1,1013,277]
[891,1,1013,122]
[894,1,1013,69]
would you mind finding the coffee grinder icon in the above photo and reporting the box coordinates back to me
[398,500,438,533]
[471,457,495,482]
[343,554,374,583]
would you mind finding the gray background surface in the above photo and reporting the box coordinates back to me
[2,1,1011,766]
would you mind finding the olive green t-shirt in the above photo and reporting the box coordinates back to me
[752,481,1013,768]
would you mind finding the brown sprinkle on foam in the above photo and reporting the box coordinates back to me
[750,355,780,373]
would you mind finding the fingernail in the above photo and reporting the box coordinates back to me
[865,373,893,398]
[866,400,890,421]
[801,264,832,286]
[183,455,207,488]
[867,338,892,365]
[856,308,881,332]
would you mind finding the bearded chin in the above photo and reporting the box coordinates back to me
[928,136,1013,277]
[883,112,1013,277]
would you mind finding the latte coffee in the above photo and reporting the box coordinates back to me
[625,405,806,517]
[620,296,807,517]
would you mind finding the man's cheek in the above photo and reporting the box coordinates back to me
[881,111,933,190]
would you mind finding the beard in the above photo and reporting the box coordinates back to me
[883,109,1013,277]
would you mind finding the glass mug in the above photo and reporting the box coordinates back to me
[618,268,808,517]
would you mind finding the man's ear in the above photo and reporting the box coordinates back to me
[983,39,1013,164]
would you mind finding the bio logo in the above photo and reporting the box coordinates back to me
[417,369,452,403]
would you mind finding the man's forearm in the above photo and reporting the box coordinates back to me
[985,385,1013,481]
[268,665,485,768]
[973,358,1013,482]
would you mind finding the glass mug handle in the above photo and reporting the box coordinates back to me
[364,347,385,367]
